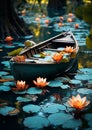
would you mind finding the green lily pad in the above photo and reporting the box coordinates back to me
[23,104,41,113]
[48,112,73,126]
[77,88,92,94]
[0,106,15,116]
[0,85,10,91]
[48,80,63,87]
[26,87,42,94]
[42,103,66,113]
[62,118,82,129]
[23,116,49,129]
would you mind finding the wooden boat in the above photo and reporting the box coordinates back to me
[10,31,79,82]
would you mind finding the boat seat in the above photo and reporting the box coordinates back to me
[52,35,75,44]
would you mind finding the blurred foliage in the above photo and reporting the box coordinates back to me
[86,29,92,50]
[83,0,92,3]
[8,48,23,56]
[75,3,92,25]
[26,0,48,4]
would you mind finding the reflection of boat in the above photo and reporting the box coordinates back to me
[10,31,79,82]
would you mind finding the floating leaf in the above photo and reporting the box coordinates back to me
[42,103,66,113]
[23,116,49,129]
[60,84,70,89]
[23,104,41,113]
[84,114,92,127]
[0,85,10,91]
[48,80,63,87]
[16,96,31,102]
[1,75,14,80]
[3,81,14,86]
[79,68,92,74]
[0,71,9,76]
[26,87,42,94]
[55,76,70,83]
[75,74,92,81]
[62,119,82,129]
[77,88,92,94]
[48,112,73,126]
[1,61,10,67]
[69,79,82,85]
[0,106,15,116]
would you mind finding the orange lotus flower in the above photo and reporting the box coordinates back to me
[4,36,13,43]
[63,46,76,53]
[52,52,63,62]
[74,24,79,29]
[67,94,90,110]
[12,80,28,91]
[67,18,72,22]
[12,55,26,62]
[33,77,49,88]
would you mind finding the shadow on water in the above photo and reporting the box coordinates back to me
[0,1,92,130]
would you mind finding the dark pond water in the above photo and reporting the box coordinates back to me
[0,1,92,130]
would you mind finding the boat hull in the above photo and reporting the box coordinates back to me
[10,57,78,82]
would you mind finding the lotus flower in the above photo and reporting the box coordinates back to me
[67,94,90,110]
[33,77,49,88]
[63,46,76,53]
[52,52,63,62]
[12,55,26,62]
[4,36,13,43]
[12,80,28,91]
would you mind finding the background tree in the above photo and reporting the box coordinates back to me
[0,0,32,42]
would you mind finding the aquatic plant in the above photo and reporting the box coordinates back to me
[33,77,49,88]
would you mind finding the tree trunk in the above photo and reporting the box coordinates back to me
[0,0,32,42]
[47,0,66,17]
[47,0,66,10]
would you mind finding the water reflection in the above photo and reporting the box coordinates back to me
[0,1,92,130]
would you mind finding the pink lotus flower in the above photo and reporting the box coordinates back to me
[33,77,49,88]
[68,94,90,110]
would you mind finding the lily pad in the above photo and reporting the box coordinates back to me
[16,96,31,102]
[48,112,73,126]
[23,115,49,129]
[1,61,10,67]
[42,103,66,113]
[62,119,82,129]
[60,84,70,89]
[84,113,92,121]
[69,79,82,86]
[23,104,41,113]
[77,88,92,94]
[0,71,9,76]
[3,81,15,86]
[55,76,70,83]
[0,85,11,91]
[79,68,92,74]
[1,75,14,79]
[84,114,92,127]
[0,106,15,116]
[12,90,26,94]
[26,87,42,94]
[48,80,63,87]
[3,45,15,48]
[75,74,92,81]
